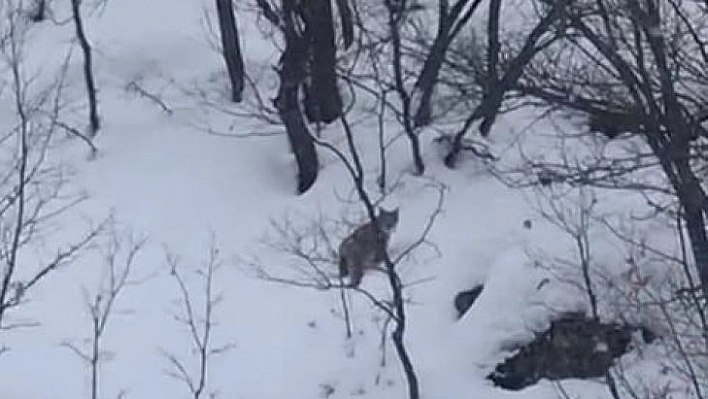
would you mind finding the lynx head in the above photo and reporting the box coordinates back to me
[377,207,399,233]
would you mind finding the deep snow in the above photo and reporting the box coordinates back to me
[0,1,667,398]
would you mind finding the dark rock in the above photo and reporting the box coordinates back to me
[454,285,484,318]
[488,312,655,390]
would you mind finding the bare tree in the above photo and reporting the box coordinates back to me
[254,0,358,193]
[250,115,446,399]
[443,0,571,167]
[29,0,48,21]
[215,0,245,102]
[162,239,234,399]
[0,5,104,329]
[70,0,100,136]
[533,186,624,398]
[534,181,708,398]
[334,0,562,172]
[301,0,344,124]
[322,118,446,399]
[254,0,318,194]
[411,0,484,128]
[497,111,708,397]
[510,0,708,296]
[382,0,425,175]
[62,230,146,399]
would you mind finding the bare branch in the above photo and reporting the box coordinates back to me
[163,237,231,399]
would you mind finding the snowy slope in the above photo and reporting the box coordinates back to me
[0,1,655,398]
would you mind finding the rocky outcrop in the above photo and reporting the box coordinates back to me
[488,312,656,390]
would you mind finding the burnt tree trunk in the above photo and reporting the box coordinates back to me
[275,0,318,194]
[215,0,245,102]
[70,0,100,136]
[302,0,342,124]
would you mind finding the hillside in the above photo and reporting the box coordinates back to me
[1,1,705,398]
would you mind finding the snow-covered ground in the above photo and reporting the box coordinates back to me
[0,1,663,398]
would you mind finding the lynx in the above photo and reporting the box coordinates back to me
[338,208,399,287]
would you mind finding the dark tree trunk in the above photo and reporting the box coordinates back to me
[70,0,100,136]
[276,85,319,194]
[483,0,502,125]
[445,0,567,167]
[477,0,566,137]
[302,0,342,124]
[341,118,420,399]
[30,0,47,22]
[385,0,425,175]
[215,0,245,103]
[334,0,354,49]
[412,0,483,128]
[274,0,318,194]
[647,133,708,298]
[639,0,708,296]
[412,37,447,128]
[501,0,708,302]
[676,166,708,297]
[390,278,420,399]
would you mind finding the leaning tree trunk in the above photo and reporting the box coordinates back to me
[70,0,100,136]
[215,0,245,102]
[302,0,342,124]
[444,0,567,167]
[412,0,482,128]
[275,1,318,194]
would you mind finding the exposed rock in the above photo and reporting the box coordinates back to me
[454,285,484,318]
[488,312,655,390]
